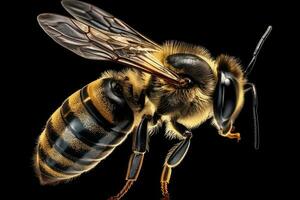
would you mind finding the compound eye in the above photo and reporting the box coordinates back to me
[213,72,239,129]
[220,73,238,119]
[110,81,123,97]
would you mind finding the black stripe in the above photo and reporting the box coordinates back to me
[80,86,113,132]
[60,99,126,148]
[38,144,78,175]
[46,119,98,166]
[47,124,112,165]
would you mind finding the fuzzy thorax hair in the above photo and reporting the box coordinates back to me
[148,42,218,129]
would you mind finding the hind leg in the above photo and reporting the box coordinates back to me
[108,115,150,200]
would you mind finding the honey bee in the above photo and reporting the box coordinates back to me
[34,0,272,199]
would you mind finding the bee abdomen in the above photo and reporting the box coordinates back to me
[35,79,134,185]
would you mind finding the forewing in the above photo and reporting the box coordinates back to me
[38,1,182,84]
[61,0,160,49]
[38,14,116,60]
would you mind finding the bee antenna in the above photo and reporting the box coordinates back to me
[245,25,272,76]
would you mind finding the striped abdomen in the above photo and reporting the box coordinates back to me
[35,78,134,185]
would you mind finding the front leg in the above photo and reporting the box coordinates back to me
[218,121,241,141]
[161,121,192,200]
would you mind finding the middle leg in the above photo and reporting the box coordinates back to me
[160,121,192,200]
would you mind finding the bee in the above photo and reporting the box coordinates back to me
[34,0,272,199]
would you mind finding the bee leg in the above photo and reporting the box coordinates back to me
[161,122,192,200]
[218,122,241,142]
[108,115,150,200]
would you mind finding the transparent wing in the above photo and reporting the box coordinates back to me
[61,0,160,49]
[37,1,182,85]
[38,14,117,60]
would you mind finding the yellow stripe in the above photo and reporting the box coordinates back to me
[40,131,87,172]
[38,159,72,179]
[36,139,70,179]
[50,108,63,136]
[68,90,102,132]
[50,103,103,170]
[51,106,95,153]
[88,80,114,123]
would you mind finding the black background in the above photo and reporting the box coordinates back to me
[5,0,297,199]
